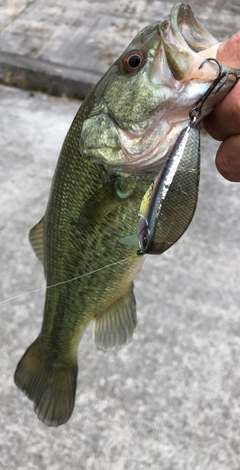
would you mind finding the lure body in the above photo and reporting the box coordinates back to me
[138,125,200,254]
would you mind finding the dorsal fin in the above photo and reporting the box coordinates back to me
[93,283,137,351]
[29,217,44,264]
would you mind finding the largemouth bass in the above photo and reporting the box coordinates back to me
[14,3,240,426]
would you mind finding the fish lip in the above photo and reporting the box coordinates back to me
[169,3,219,52]
[159,3,219,81]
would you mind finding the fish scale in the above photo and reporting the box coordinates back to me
[44,106,153,328]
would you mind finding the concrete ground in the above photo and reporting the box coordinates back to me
[1,0,240,469]
[0,0,239,99]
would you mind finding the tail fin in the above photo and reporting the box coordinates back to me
[14,338,78,427]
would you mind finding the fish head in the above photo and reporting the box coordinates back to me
[80,2,240,172]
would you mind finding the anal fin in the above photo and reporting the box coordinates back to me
[93,284,137,351]
[29,217,44,264]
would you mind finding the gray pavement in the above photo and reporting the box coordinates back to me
[1,0,240,469]
[0,0,240,99]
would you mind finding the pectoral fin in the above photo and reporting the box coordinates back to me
[76,178,131,227]
[93,283,137,351]
[29,217,44,264]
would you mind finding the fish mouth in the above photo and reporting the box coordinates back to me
[159,3,220,82]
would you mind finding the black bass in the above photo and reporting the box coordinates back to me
[14,3,240,426]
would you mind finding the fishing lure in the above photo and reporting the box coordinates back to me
[136,59,238,255]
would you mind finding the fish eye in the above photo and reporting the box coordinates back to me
[122,50,144,72]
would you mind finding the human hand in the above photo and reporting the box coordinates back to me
[204,33,240,182]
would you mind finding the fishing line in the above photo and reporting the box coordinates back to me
[0,255,135,305]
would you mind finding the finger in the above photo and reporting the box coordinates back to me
[215,135,240,182]
[204,82,240,141]
[217,32,240,69]
[204,32,240,141]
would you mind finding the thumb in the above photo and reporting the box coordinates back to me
[216,32,240,68]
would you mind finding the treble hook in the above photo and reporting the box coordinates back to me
[189,58,239,126]
[189,58,223,124]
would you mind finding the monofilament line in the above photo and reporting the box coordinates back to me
[0,256,134,305]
